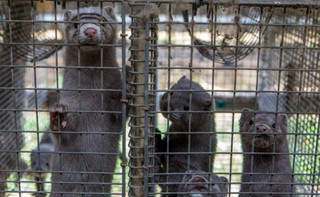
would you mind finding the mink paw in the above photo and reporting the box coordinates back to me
[50,104,67,131]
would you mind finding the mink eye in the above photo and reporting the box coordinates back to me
[272,123,276,128]
[249,120,254,125]
[74,23,78,28]
[184,106,189,111]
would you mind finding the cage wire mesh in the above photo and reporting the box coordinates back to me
[0,1,30,195]
[0,0,319,197]
[257,6,320,194]
[1,1,128,196]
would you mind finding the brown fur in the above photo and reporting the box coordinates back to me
[155,76,216,196]
[239,109,295,197]
[50,7,122,197]
[30,133,54,194]
[177,170,228,197]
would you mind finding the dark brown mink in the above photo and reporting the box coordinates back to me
[239,109,295,197]
[49,6,122,197]
[177,170,228,197]
[155,76,216,196]
[30,132,54,195]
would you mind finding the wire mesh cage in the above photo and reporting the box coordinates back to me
[0,0,319,196]
[257,5,320,194]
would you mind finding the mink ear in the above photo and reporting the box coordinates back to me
[103,6,117,21]
[64,10,73,22]
[202,99,212,109]
[278,114,288,133]
[177,75,188,83]
[219,176,229,183]
[180,75,187,80]
[240,108,253,125]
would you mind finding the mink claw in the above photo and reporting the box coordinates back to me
[50,104,68,131]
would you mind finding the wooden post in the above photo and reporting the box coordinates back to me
[128,2,159,196]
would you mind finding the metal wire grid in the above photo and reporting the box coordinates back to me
[1,0,128,196]
[0,0,319,196]
[0,2,62,63]
[0,1,64,183]
[0,1,30,195]
[258,6,320,194]
[142,1,319,196]
[50,2,128,196]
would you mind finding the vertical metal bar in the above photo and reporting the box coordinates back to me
[252,6,264,196]
[187,2,195,174]
[143,2,151,195]
[15,2,24,196]
[55,1,63,193]
[209,2,219,196]
[31,1,41,196]
[209,0,217,183]
[53,5,59,194]
[7,4,14,192]
[120,1,127,196]
[165,3,173,195]
[229,4,240,197]
[266,6,286,196]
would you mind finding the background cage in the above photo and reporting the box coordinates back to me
[0,0,319,196]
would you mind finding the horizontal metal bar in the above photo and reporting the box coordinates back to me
[152,151,320,156]
[1,43,320,50]
[1,65,320,72]
[152,171,318,176]
[132,0,320,7]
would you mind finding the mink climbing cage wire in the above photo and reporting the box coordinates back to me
[0,0,319,196]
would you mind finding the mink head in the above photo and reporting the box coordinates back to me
[64,6,117,50]
[30,144,53,177]
[177,170,228,197]
[239,109,288,151]
[160,76,213,126]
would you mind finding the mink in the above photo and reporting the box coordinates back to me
[239,109,295,197]
[177,170,228,197]
[155,76,216,196]
[30,132,54,195]
[49,6,122,197]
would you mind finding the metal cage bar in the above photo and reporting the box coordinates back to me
[0,0,319,196]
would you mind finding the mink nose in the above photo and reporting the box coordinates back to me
[256,125,267,132]
[84,28,97,38]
